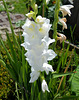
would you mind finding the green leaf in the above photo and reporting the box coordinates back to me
[69,66,79,96]
[53,72,73,78]
[6,32,21,73]
[54,96,79,100]
[6,32,18,63]
[0,59,6,67]
[3,0,21,51]
[0,59,18,81]
[0,38,14,63]
[6,64,18,82]
[31,84,34,100]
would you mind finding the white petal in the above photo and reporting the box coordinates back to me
[36,15,46,24]
[46,0,50,5]
[57,33,66,43]
[29,69,40,83]
[42,80,50,93]
[69,0,73,4]
[59,19,67,30]
[43,63,54,75]
[45,49,57,61]
[25,50,46,71]
[60,5,74,17]
[26,11,35,18]
[66,5,74,9]
[42,36,55,46]
[22,19,39,35]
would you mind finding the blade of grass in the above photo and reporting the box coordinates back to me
[6,32,21,73]
[56,49,74,93]
[0,38,14,63]
[63,45,70,67]
[0,59,18,81]
[2,0,22,65]
[3,0,21,51]
[53,72,74,78]
[31,84,34,100]
[15,82,20,100]
[0,59,6,67]
[22,47,25,68]
[0,38,19,81]
[56,52,64,72]
[6,64,18,81]
[61,45,70,89]
[6,32,18,61]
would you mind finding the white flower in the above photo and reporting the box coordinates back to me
[42,80,50,92]
[22,19,39,35]
[69,0,73,4]
[42,36,55,47]
[43,49,57,61]
[43,63,54,75]
[60,5,74,17]
[29,67,40,83]
[59,18,67,30]
[36,16,46,24]
[25,47,56,72]
[21,15,56,84]
[25,51,47,71]
[35,4,38,10]
[21,32,41,50]
[39,22,52,38]
[26,11,35,18]
[46,0,50,5]
[25,51,45,71]
[57,33,66,43]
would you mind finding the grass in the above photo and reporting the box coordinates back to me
[0,39,16,99]
[12,1,28,14]
[0,0,28,14]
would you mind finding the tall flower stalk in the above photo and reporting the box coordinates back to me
[21,15,57,92]
[53,0,60,39]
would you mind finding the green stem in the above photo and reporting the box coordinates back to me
[15,82,20,100]
[30,0,38,20]
[53,0,60,39]
[40,72,45,82]
[2,0,21,51]
[42,0,46,17]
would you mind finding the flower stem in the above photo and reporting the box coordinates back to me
[15,82,20,100]
[53,0,60,39]
[42,0,46,17]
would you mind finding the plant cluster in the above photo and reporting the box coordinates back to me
[0,0,79,100]
[0,40,15,99]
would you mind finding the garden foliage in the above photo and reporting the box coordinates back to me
[0,0,79,100]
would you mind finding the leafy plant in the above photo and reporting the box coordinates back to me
[0,0,79,100]
[15,20,25,28]
[0,4,5,12]
[0,41,15,99]
[69,66,79,96]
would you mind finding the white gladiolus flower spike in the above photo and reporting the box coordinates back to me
[21,15,57,91]
[60,5,74,17]
[42,80,50,92]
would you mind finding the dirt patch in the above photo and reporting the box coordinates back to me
[0,11,25,40]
